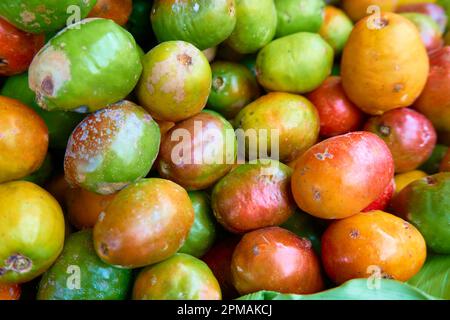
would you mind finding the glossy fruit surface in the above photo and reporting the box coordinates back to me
[0,0,95,33]
[394,170,428,194]
[391,173,450,254]
[0,18,44,76]
[66,188,116,229]
[235,92,320,162]
[0,181,65,284]
[212,161,296,233]
[226,0,277,54]
[319,6,353,54]
[256,32,334,94]
[274,0,325,38]
[29,18,142,112]
[322,211,426,284]
[64,101,160,195]
[133,253,221,300]
[362,179,395,212]
[136,41,212,122]
[151,0,236,50]
[179,191,217,258]
[364,108,437,173]
[400,13,443,53]
[0,96,48,183]
[0,72,85,149]
[414,46,450,133]
[157,110,236,190]
[291,132,395,219]
[307,76,363,138]
[207,61,260,119]
[88,0,133,26]
[93,178,194,268]
[0,284,20,300]
[37,230,132,300]
[231,227,324,295]
[341,12,429,115]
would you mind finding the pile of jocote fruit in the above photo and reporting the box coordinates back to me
[0,0,449,301]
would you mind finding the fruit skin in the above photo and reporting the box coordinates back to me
[307,76,364,138]
[420,144,449,174]
[342,0,399,22]
[37,230,132,300]
[414,46,450,133]
[231,227,324,295]
[0,96,48,183]
[321,211,426,284]
[341,12,429,115]
[93,178,194,268]
[0,72,85,149]
[64,101,160,195]
[319,6,354,55]
[179,191,217,258]
[0,181,65,284]
[0,18,44,76]
[391,173,450,254]
[202,237,240,300]
[136,41,212,122]
[151,0,236,50]
[29,18,142,112]
[0,0,95,33]
[256,32,334,94]
[400,13,443,53]
[133,253,221,300]
[88,0,133,26]
[274,0,325,38]
[226,0,277,54]
[362,179,395,212]
[66,188,116,230]
[235,92,320,162]
[0,284,20,300]
[212,161,296,233]
[440,149,450,171]
[364,108,437,173]
[281,210,323,254]
[394,170,428,194]
[291,132,395,219]
[207,61,260,119]
[397,3,448,33]
[157,110,236,191]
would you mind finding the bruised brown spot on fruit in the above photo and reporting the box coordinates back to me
[313,189,321,201]
[425,176,436,185]
[374,17,389,30]
[378,124,391,137]
[41,76,54,95]
[314,148,333,161]
[403,222,410,230]
[177,53,192,66]
[213,76,225,91]
[20,11,36,24]
[350,229,360,239]
[1,254,33,274]
[100,242,109,256]
[393,83,404,93]
[228,1,235,16]
[382,272,394,280]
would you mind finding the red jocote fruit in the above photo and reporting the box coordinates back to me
[291,132,395,219]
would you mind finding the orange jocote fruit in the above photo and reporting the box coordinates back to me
[0,96,48,183]
[342,0,399,22]
[341,12,429,115]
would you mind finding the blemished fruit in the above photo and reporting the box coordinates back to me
[291,132,395,219]
[341,12,429,115]
[321,211,426,284]
[231,227,324,295]
[93,178,194,268]
[0,181,65,284]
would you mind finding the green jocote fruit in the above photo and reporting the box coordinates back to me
[179,191,217,258]
[132,253,221,300]
[274,0,325,38]
[420,144,449,174]
[37,230,132,300]
[29,18,142,112]
[437,0,450,29]
[0,72,85,149]
[126,0,156,52]
[256,32,334,94]
[208,61,260,119]
[151,0,237,50]
[392,173,450,254]
[0,0,96,33]
[226,0,278,54]
[319,6,353,55]
[281,210,323,254]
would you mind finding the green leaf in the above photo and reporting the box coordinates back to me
[238,279,436,300]
[408,254,450,300]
